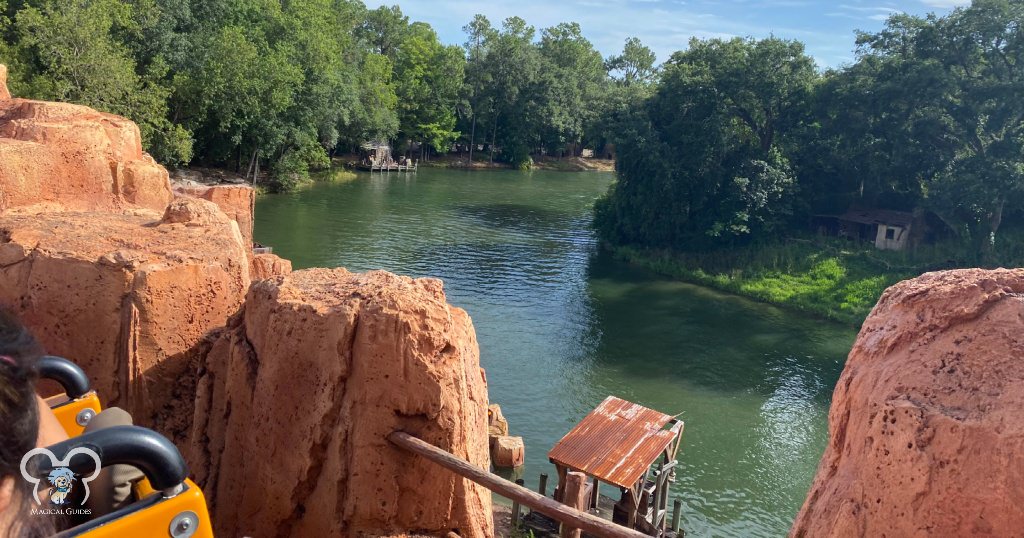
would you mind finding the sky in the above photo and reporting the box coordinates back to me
[362,0,971,67]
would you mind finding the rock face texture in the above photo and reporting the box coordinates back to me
[175,184,255,247]
[250,252,293,280]
[0,201,250,423]
[0,75,171,213]
[792,269,1024,537]
[187,269,493,537]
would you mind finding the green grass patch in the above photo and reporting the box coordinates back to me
[312,167,358,182]
[606,239,932,326]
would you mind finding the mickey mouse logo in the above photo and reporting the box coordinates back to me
[19,447,101,506]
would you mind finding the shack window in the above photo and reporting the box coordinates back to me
[885,227,896,240]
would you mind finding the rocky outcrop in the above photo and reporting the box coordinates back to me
[792,269,1024,537]
[0,65,495,538]
[251,252,293,280]
[174,184,255,247]
[0,200,250,423]
[187,269,493,537]
[0,78,171,213]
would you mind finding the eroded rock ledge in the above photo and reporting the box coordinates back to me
[0,90,172,212]
[0,202,250,421]
[188,269,492,537]
[792,268,1024,536]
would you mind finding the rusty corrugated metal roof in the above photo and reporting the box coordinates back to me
[548,396,681,489]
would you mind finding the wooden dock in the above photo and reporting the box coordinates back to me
[356,162,417,172]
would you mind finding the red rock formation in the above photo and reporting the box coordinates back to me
[0,65,495,537]
[792,269,1024,537]
[175,184,255,247]
[0,200,250,423]
[250,252,293,280]
[0,71,172,213]
[187,269,493,537]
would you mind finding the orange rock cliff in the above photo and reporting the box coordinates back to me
[0,67,492,537]
[792,269,1024,536]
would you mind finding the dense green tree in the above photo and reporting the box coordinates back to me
[10,0,191,163]
[358,4,408,60]
[606,37,658,86]
[341,51,399,148]
[536,22,606,156]
[875,2,1023,254]
[461,14,496,163]
[466,16,542,167]
[393,22,464,156]
[597,37,816,247]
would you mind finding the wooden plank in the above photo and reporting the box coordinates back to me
[388,431,648,538]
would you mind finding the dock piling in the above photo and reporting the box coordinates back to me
[511,478,524,527]
[539,473,548,496]
[672,499,682,532]
[559,472,588,538]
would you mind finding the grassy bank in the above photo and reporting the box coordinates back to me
[414,154,616,172]
[604,235,1020,327]
[312,167,358,183]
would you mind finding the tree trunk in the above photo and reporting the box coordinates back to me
[245,149,257,180]
[982,198,1005,260]
[469,115,477,165]
[490,116,498,164]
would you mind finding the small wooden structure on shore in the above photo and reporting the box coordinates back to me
[546,396,685,537]
[356,140,417,172]
[813,209,915,251]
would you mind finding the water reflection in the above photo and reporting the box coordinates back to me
[254,169,854,537]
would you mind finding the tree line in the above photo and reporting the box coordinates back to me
[0,0,651,189]
[596,0,1023,258]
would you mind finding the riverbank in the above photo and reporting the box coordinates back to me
[604,241,923,326]
[170,165,357,193]
[341,154,615,172]
[419,155,615,172]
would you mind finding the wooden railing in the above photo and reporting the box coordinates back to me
[388,431,649,538]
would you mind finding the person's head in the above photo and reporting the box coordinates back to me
[0,308,53,537]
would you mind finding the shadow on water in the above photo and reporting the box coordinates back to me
[451,202,573,233]
[585,248,848,397]
[254,168,856,538]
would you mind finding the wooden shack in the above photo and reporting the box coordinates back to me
[814,209,915,251]
[548,396,685,537]
[356,140,417,172]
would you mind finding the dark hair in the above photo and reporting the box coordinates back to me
[0,308,56,537]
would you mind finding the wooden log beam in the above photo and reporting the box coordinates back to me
[388,431,648,538]
[560,472,587,538]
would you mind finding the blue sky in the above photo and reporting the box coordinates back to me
[362,0,970,67]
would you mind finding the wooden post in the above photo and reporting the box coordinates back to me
[651,464,663,530]
[511,478,524,527]
[672,499,682,532]
[539,473,548,497]
[554,464,567,502]
[560,471,587,538]
[590,478,600,512]
[387,432,647,538]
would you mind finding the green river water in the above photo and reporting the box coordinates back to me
[253,168,855,537]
